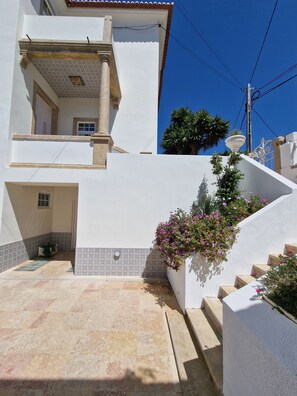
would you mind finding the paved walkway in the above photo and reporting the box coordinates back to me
[0,253,182,395]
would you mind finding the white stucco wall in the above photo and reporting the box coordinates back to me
[2,154,217,250]
[279,132,297,184]
[1,184,54,244]
[11,139,93,165]
[52,186,78,233]
[0,0,41,239]
[58,98,99,135]
[111,27,159,153]
[223,282,297,396]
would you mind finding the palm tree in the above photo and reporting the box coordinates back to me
[162,107,229,155]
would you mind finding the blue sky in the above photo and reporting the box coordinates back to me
[157,0,297,154]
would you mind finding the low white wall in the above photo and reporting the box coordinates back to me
[167,266,186,312]
[223,282,297,396]
[23,15,104,42]
[11,139,93,165]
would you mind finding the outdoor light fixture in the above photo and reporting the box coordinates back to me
[114,250,121,260]
[69,75,85,87]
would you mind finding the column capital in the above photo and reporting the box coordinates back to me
[20,50,31,69]
[98,53,111,65]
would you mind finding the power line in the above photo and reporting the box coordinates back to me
[252,107,278,137]
[249,0,279,83]
[257,62,297,90]
[174,0,242,88]
[159,25,242,90]
[239,111,246,131]
[253,73,297,101]
[233,95,246,130]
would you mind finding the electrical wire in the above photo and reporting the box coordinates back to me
[159,25,241,90]
[257,62,297,90]
[239,112,246,131]
[252,107,278,137]
[174,0,242,89]
[113,24,159,31]
[254,73,297,101]
[233,94,246,130]
[249,0,279,83]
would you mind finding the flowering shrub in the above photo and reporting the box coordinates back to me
[155,209,191,270]
[155,153,268,271]
[259,253,297,318]
[155,209,238,270]
[220,195,268,226]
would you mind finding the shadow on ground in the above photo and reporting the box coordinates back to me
[0,370,183,395]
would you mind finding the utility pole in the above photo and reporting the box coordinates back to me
[246,83,252,153]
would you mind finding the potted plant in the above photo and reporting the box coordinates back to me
[38,243,58,258]
[225,129,246,153]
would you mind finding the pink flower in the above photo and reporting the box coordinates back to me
[255,288,262,294]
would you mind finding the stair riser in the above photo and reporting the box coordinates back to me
[203,303,223,339]
[285,244,297,255]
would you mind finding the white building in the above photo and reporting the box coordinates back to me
[0,0,176,276]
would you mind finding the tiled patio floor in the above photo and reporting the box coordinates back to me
[0,253,182,395]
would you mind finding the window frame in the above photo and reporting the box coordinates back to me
[37,192,51,209]
[72,118,98,136]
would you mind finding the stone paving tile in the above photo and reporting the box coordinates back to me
[0,254,182,394]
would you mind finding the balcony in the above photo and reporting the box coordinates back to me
[22,15,105,43]
[10,134,115,169]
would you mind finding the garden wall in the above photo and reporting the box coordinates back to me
[223,282,297,396]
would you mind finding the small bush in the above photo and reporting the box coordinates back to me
[260,253,297,318]
[155,209,238,270]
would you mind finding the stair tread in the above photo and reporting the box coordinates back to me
[285,243,297,251]
[252,264,271,276]
[219,285,238,299]
[236,274,256,287]
[166,310,218,396]
[203,297,223,332]
[186,308,223,392]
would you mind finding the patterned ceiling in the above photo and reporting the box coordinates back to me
[32,59,101,98]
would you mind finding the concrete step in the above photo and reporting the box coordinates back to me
[203,297,223,338]
[186,308,223,393]
[285,243,297,255]
[165,310,219,396]
[235,274,256,288]
[219,285,238,299]
[252,264,271,278]
[269,253,284,267]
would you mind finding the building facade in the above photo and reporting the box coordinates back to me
[0,0,175,277]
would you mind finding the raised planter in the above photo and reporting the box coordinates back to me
[262,294,297,325]
[38,244,58,258]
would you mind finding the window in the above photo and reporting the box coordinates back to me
[38,193,50,208]
[41,0,54,15]
[77,122,96,136]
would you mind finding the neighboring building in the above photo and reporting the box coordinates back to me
[277,132,297,183]
[0,0,176,276]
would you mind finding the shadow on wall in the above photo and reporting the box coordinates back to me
[142,247,167,280]
[188,254,224,287]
